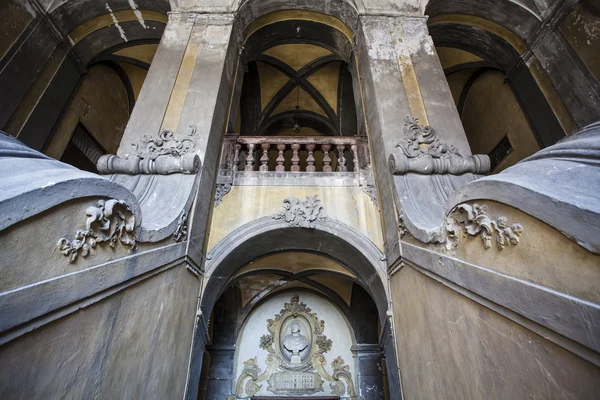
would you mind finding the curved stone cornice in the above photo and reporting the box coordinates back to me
[0,133,142,232]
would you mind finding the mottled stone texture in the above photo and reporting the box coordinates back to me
[0,264,200,399]
[390,266,600,399]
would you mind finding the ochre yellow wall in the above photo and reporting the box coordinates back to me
[390,265,600,400]
[46,64,130,158]
[207,186,383,252]
[0,0,34,61]
[461,70,540,173]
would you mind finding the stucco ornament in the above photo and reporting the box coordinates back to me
[96,125,201,174]
[57,199,136,262]
[273,195,326,228]
[173,211,188,242]
[388,117,490,175]
[446,203,523,250]
[234,295,356,398]
[214,183,232,207]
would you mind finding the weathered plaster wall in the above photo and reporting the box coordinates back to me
[0,263,200,399]
[437,201,600,305]
[234,290,356,397]
[46,64,130,159]
[0,199,135,292]
[207,186,383,251]
[560,1,600,83]
[389,265,600,400]
[461,70,540,173]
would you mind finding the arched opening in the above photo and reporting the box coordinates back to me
[189,217,399,400]
[221,6,366,176]
[0,0,169,170]
[426,1,569,173]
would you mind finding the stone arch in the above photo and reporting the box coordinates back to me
[202,216,388,323]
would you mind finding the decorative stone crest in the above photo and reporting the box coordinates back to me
[57,199,136,262]
[273,195,326,229]
[97,125,201,175]
[173,211,188,242]
[446,203,523,250]
[214,183,232,207]
[234,295,356,398]
[388,117,490,175]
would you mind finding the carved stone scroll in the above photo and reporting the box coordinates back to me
[57,199,136,262]
[273,195,326,228]
[173,211,188,242]
[97,125,201,175]
[389,117,490,175]
[214,183,232,207]
[446,203,523,250]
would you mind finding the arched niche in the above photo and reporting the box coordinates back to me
[232,289,359,398]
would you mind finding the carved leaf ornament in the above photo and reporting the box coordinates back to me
[446,203,523,250]
[273,195,327,229]
[57,199,136,262]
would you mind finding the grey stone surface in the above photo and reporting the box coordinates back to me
[447,123,600,254]
[0,133,141,231]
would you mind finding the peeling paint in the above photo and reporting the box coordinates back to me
[128,0,148,29]
[105,3,128,42]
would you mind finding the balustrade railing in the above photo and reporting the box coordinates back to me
[220,135,369,174]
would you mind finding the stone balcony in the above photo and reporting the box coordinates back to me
[217,135,371,187]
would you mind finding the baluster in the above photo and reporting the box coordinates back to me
[260,142,270,172]
[351,143,359,172]
[337,144,347,172]
[306,144,316,172]
[245,143,255,172]
[322,144,332,173]
[233,143,241,172]
[291,143,301,172]
[276,144,286,172]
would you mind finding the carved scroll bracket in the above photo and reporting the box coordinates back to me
[57,199,137,262]
[97,125,201,175]
[173,211,188,242]
[214,183,232,207]
[446,203,523,250]
[273,195,327,228]
[389,117,490,175]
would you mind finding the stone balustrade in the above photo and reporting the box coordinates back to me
[222,135,368,173]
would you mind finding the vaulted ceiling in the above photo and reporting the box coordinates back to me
[238,20,357,136]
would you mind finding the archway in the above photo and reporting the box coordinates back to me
[188,217,401,400]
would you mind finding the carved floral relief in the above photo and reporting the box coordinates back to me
[446,203,523,250]
[57,199,137,262]
[234,296,355,398]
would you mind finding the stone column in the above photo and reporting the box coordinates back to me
[205,345,236,400]
[356,14,478,250]
[353,344,386,400]
[116,13,196,156]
